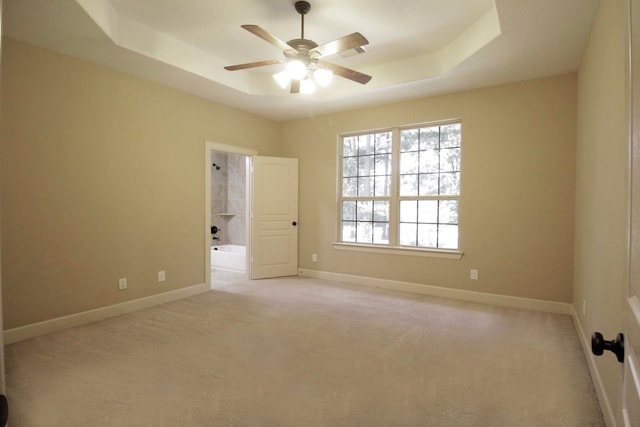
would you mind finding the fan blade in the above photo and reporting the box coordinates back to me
[290,80,300,94]
[320,61,372,85]
[310,32,369,58]
[241,25,298,54]
[224,59,284,71]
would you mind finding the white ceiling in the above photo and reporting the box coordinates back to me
[3,0,599,121]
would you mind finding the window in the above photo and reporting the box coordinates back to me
[338,122,461,252]
[341,131,392,245]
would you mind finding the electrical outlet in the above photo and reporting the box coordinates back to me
[158,271,166,282]
[312,253,318,262]
[118,278,127,290]
[470,269,479,280]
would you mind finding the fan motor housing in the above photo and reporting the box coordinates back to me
[285,38,319,63]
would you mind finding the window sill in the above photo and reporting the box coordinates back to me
[332,242,464,260]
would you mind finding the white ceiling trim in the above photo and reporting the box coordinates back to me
[366,7,502,89]
[3,0,599,120]
[75,0,241,91]
[75,0,502,99]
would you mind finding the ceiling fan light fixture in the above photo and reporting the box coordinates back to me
[225,1,372,95]
[300,78,316,94]
[287,60,308,80]
[313,68,333,87]
[273,70,291,89]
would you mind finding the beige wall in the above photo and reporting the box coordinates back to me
[0,32,585,327]
[574,0,627,423]
[281,74,577,303]
[1,39,281,329]
[1,3,630,420]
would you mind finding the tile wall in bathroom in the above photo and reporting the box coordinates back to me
[210,152,246,246]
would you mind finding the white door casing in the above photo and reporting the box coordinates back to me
[0,3,9,424]
[250,156,298,279]
[624,0,640,424]
[0,0,6,397]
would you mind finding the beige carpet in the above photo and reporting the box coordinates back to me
[5,273,604,426]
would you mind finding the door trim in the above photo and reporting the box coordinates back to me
[0,0,7,397]
[204,141,257,288]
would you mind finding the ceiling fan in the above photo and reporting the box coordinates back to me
[224,1,372,94]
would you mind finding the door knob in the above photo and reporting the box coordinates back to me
[591,332,624,363]
[0,394,7,427]
[292,221,297,226]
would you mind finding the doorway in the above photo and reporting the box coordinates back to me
[210,150,249,271]
[204,142,256,287]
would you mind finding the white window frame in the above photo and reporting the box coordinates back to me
[334,120,463,260]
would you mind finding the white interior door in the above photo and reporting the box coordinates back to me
[622,298,640,425]
[624,0,640,424]
[250,156,298,279]
[624,125,640,424]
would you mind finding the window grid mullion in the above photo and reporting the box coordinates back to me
[389,128,400,246]
[435,127,440,248]
[414,200,419,247]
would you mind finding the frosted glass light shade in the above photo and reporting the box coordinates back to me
[273,71,291,89]
[287,60,308,80]
[300,78,316,94]
[313,68,333,87]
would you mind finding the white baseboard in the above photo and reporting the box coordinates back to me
[571,307,616,427]
[298,268,573,315]
[4,283,210,344]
